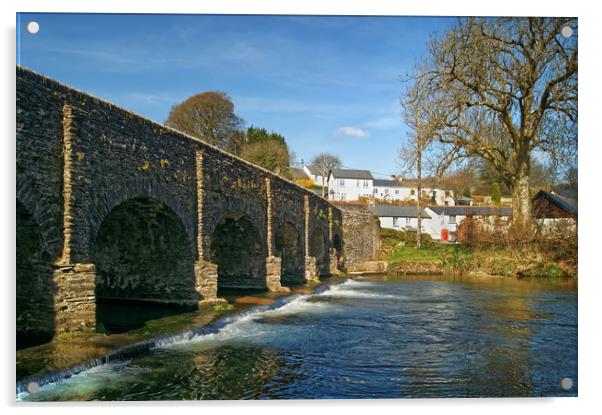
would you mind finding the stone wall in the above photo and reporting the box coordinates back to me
[337,204,382,272]
[16,66,344,340]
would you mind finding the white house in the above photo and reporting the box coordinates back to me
[420,187,455,206]
[372,179,416,201]
[302,165,327,187]
[425,206,513,241]
[327,168,374,201]
[373,178,454,206]
[371,204,433,235]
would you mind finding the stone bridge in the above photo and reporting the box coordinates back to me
[16,67,344,347]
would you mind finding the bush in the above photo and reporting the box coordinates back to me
[380,228,435,261]
[442,244,471,274]
[294,177,315,188]
[456,215,535,249]
[491,183,501,204]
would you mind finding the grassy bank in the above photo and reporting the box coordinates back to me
[381,228,577,278]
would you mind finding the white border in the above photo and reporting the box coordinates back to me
[2,1,601,414]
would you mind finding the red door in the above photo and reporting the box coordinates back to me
[441,228,449,242]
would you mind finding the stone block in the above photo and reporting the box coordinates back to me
[266,256,288,292]
[52,262,96,333]
[195,260,218,302]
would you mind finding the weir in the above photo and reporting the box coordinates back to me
[16,66,345,347]
[16,281,342,395]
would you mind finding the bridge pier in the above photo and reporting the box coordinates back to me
[304,256,319,282]
[52,262,96,334]
[266,256,289,292]
[329,249,341,276]
[194,260,223,304]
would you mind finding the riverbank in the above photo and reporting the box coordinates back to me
[16,281,330,383]
[381,228,578,278]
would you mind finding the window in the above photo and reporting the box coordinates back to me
[357,180,361,187]
[395,189,399,195]
[393,217,399,227]
[385,188,389,194]
[374,188,378,194]
[449,215,456,224]
[410,189,415,196]
[364,180,369,187]
[339,179,345,187]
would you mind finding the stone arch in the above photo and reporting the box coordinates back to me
[16,175,61,259]
[16,199,56,349]
[86,178,196,263]
[333,230,344,270]
[210,210,267,292]
[91,197,197,314]
[275,221,304,285]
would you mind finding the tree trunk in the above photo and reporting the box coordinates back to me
[416,150,422,249]
[511,172,531,228]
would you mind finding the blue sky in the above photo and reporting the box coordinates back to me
[17,13,455,177]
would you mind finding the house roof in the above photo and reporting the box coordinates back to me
[330,168,374,180]
[289,167,308,180]
[553,187,578,200]
[533,190,578,217]
[373,179,408,188]
[428,206,513,217]
[304,165,323,176]
[399,177,443,188]
[371,204,431,218]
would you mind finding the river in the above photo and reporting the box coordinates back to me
[17,275,577,400]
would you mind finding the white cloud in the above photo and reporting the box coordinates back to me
[336,126,369,138]
[361,115,401,130]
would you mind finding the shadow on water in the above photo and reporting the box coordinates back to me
[96,299,196,334]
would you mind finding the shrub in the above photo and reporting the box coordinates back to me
[379,228,434,259]
[295,177,315,188]
[442,244,470,274]
[491,183,501,204]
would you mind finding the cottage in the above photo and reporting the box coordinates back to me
[371,204,433,235]
[532,190,577,219]
[327,168,374,201]
[395,178,455,206]
[426,206,513,241]
[372,179,415,201]
[302,165,328,187]
[532,190,577,234]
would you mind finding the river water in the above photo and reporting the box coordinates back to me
[17,275,577,400]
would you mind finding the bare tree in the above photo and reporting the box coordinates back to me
[165,91,244,149]
[400,67,438,248]
[310,153,342,197]
[413,17,577,227]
